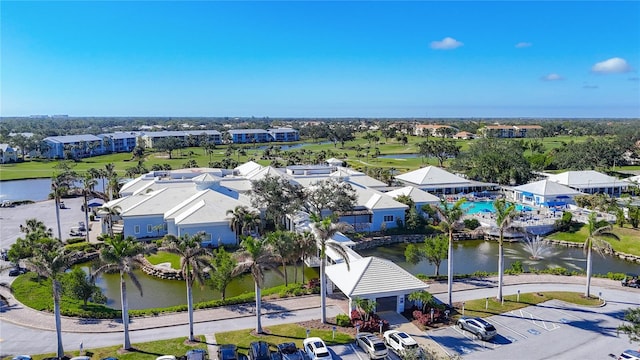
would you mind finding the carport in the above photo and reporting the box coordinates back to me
[325,256,429,316]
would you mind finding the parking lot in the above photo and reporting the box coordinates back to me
[425,298,634,359]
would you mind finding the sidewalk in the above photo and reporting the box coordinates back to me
[0,274,628,334]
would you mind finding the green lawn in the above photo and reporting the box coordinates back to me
[0,134,596,181]
[32,336,207,360]
[215,323,354,357]
[547,224,640,255]
[456,291,603,319]
[146,251,182,269]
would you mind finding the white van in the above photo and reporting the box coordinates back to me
[620,349,640,360]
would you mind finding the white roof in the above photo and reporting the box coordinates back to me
[395,166,471,187]
[512,179,582,197]
[624,175,640,184]
[172,192,251,225]
[325,257,428,297]
[326,158,344,165]
[122,185,200,216]
[235,161,263,176]
[385,186,441,204]
[547,170,626,188]
[246,166,291,181]
[350,184,408,210]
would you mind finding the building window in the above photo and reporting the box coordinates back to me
[134,225,140,234]
[383,215,394,222]
[147,224,152,233]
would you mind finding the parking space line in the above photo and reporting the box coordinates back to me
[350,343,366,360]
[425,333,452,358]
[490,318,529,339]
[511,309,560,331]
[449,326,501,350]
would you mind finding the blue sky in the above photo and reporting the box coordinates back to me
[2,1,639,118]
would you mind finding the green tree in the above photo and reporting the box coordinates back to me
[583,212,620,297]
[232,236,282,334]
[24,237,73,359]
[250,175,304,230]
[431,199,466,307]
[209,247,237,300]
[63,267,104,306]
[294,231,316,284]
[98,205,122,237]
[618,307,640,344]
[493,198,519,301]
[452,138,532,185]
[160,233,211,341]
[154,137,184,159]
[418,139,461,167]
[405,235,448,276]
[266,230,296,286]
[226,205,261,243]
[82,174,98,242]
[93,234,152,350]
[353,296,376,321]
[408,291,437,313]
[304,179,357,220]
[310,216,352,323]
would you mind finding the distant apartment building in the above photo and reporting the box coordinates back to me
[99,132,139,153]
[267,128,300,142]
[227,129,270,144]
[0,144,18,163]
[413,124,457,137]
[141,130,222,149]
[453,131,477,140]
[42,134,103,159]
[480,124,543,138]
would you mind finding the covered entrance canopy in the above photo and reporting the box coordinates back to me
[325,256,428,315]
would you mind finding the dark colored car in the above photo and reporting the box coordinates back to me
[8,267,26,277]
[248,341,271,360]
[217,344,238,360]
[276,343,305,360]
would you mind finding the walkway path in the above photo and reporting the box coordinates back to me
[2,274,638,356]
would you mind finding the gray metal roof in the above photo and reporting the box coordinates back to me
[43,134,102,143]
[227,129,269,134]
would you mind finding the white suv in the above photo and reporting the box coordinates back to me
[383,330,422,357]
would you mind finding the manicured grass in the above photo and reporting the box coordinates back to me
[456,291,603,319]
[32,336,207,360]
[11,272,119,317]
[146,251,182,269]
[215,323,354,357]
[548,224,640,255]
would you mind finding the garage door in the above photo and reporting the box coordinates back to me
[376,296,397,312]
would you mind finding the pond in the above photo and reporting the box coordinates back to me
[87,264,319,310]
[0,178,106,202]
[356,240,639,277]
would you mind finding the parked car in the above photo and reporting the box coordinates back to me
[456,317,497,340]
[248,341,271,360]
[186,349,207,360]
[217,344,238,360]
[383,330,422,357]
[355,332,388,359]
[1,248,9,261]
[78,221,87,232]
[12,356,32,360]
[619,349,640,360]
[621,273,639,288]
[276,342,305,360]
[156,356,177,360]
[8,267,27,277]
[303,337,332,360]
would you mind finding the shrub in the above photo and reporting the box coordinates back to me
[352,313,389,333]
[66,237,86,245]
[463,218,481,230]
[336,313,351,327]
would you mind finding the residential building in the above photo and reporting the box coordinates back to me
[453,131,476,140]
[267,128,299,142]
[546,170,628,196]
[0,144,18,163]
[479,124,543,138]
[395,166,495,195]
[227,129,270,144]
[99,132,139,153]
[508,179,582,207]
[413,124,457,137]
[42,134,103,159]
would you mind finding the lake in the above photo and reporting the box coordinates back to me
[0,178,106,202]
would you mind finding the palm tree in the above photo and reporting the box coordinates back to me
[98,205,122,237]
[82,174,98,242]
[24,237,72,359]
[160,233,211,342]
[232,236,282,334]
[104,163,117,200]
[266,230,296,286]
[583,212,620,297]
[93,234,152,350]
[431,198,466,307]
[50,176,68,241]
[294,231,316,284]
[227,206,261,243]
[19,218,53,238]
[493,198,519,301]
[310,215,352,323]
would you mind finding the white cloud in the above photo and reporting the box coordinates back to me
[541,73,564,81]
[515,42,532,48]
[430,37,463,50]
[591,57,632,73]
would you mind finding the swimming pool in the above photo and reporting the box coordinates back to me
[458,201,533,215]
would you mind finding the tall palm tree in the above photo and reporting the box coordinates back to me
[160,233,211,342]
[93,234,152,350]
[226,206,261,243]
[104,163,117,200]
[583,212,620,297]
[232,236,282,334]
[24,237,72,359]
[98,205,122,237]
[294,230,316,284]
[19,218,53,238]
[493,198,519,301]
[82,174,98,242]
[310,215,352,323]
[50,176,68,241]
[431,198,466,307]
[266,230,295,286]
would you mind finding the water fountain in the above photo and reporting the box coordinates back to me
[522,235,555,260]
